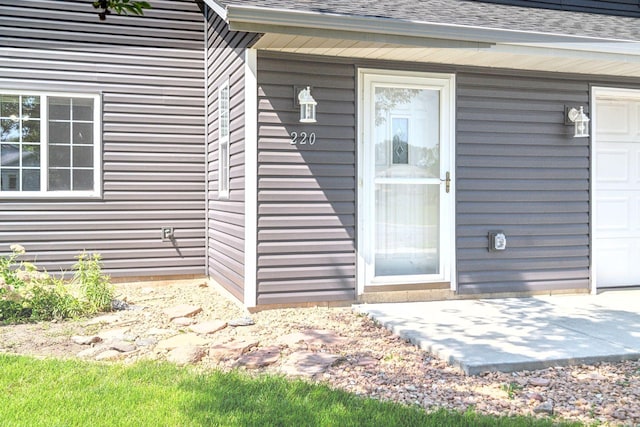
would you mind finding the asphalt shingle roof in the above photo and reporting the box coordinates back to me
[214,0,640,41]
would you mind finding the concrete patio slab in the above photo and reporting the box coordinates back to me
[353,290,640,375]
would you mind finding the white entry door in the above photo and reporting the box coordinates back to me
[359,70,454,288]
[594,91,640,288]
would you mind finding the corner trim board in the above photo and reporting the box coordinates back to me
[243,48,258,307]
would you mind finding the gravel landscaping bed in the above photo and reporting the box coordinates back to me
[1,279,638,426]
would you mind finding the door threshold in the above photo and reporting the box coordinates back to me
[359,287,454,304]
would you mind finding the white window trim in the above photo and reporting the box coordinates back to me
[0,90,102,199]
[218,80,230,200]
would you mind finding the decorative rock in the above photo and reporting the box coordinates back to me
[135,337,157,347]
[71,335,102,345]
[210,339,260,361]
[612,410,627,420]
[111,299,129,311]
[526,392,545,402]
[533,400,554,415]
[356,356,379,367]
[95,349,123,361]
[110,341,136,353]
[98,327,131,341]
[235,346,281,369]
[163,304,202,320]
[166,346,206,366]
[280,351,345,377]
[189,320,228,335]
[228,317,255,327]
[77,345,107,359]
[172,317,195,326]
[156,333,211,351]
[279,329,349,349]
[529,377,551,387]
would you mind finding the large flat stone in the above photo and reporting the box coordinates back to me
[77,345,108,359]
[189,320,227,335]
[280,351,344,377]
[110,341,136,353]
[209,339,259,361]
[172,317,196,326]
[279,329,349,349]
[71,335,102,345]
[98,327,131,342]
[167,346,206,366]
[235,346,281,369]
[156,333,211,351]
[163,304,202,320]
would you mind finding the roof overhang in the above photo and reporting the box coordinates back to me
[205,1,640,78]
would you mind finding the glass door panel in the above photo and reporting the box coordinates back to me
[371,84,443,279]
[375,182,440,276]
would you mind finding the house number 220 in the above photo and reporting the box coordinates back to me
[290,131,316,145]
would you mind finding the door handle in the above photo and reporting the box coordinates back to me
[440,171,451,193]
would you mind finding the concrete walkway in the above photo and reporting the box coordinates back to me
[353,290,640,375]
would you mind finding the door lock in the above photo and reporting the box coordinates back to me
[440,171,451,193]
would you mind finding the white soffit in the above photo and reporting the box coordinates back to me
[252,34,640,78]
[225,5,640,78]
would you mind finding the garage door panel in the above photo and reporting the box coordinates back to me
[597,149,629,183]
[596,100,630,137]
[596,197,628,231]
[595,95,640,288]
[595,239,640,286]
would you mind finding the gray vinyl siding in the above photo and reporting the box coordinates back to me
[253,53,596,303]
[256,54,357,305]
[205,8,259,302]
[455,73,591,294]
[0,0,206,278]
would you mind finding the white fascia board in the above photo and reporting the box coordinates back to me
[226,5,640,58]
[226,5,635,44]
[202,0,227,20]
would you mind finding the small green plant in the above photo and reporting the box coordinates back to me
[0,245,113,323]
[73,252,113,314]
[501,381,523,399]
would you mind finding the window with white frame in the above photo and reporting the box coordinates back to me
[218,80,230,199]
[0,92,101,197]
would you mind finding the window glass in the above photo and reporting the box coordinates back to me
[49,97,71,120]
[0,93,98,195]
[218,81,230,199]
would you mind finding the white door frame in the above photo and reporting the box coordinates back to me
[356,69,456,295]
[591,86,640,294]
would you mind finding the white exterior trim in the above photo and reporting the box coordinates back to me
[243,48,258,308]
[204,9,211,276]
[0,90,101,199]
[227,6,640,78]
[202,0,227,21]
[226,5,635,44]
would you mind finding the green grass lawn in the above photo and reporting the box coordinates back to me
[0,354,581,427]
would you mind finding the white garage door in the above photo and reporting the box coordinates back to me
[595,94,640,288]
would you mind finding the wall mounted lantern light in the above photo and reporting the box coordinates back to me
[567,106,590,138]
[297,86,317,123]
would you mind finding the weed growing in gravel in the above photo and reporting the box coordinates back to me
[0,245,113,323]
[501,381,523,399]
